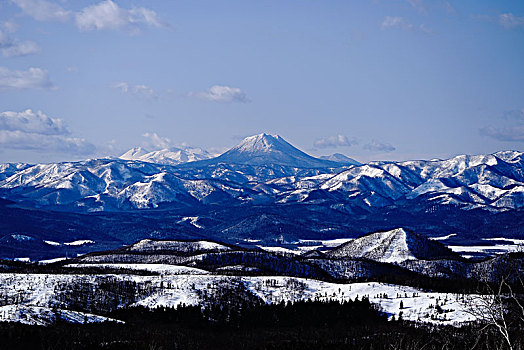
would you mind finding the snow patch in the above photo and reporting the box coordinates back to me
[64,240,95,246]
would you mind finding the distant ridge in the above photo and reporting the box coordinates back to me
[119,146,211,166]
[320,153,361,166]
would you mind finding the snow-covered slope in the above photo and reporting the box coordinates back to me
[120,146,211,165]
[125,239,233,254]
[0,273,483,326]
[326,228,459,263]
[0,159,247,210]
[0,305,121,326]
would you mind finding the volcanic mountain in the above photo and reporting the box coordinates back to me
[191,133,341,168]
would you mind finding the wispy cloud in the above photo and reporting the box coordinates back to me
[314,135,357,149]
[382,16,413,30]
[406,0,426,14]
[418,24,435,35]
[2,40,40,58]
[363,140,396,152]
[445,2,457,15]
[381,16,433,34]
[480,126,524,142]
[142,132,172,149]
[0,109,95,154]
[75,0,163,33]
[0,130,95,154]
[191,85,250,103]
[11,0,71,22]
[475,13,524,29]
[480,109,524,142]
[0,66,54,91]
[498,13,524,29]
[0,22,40,58]
[112,82,155,99]
[503,109,524,122]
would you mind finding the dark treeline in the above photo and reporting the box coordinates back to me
[199,251,330,279]
[0,299,522,350]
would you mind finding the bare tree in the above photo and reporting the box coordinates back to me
[462,249,524,350]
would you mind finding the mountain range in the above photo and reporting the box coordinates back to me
[0,133,522,260]
[119,145,212,165]
[1,133,522,211]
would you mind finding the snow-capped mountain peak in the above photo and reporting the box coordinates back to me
[232,133,286,153]
[120,147,150,160]
[119,146,211,166]
[211,133,341,168]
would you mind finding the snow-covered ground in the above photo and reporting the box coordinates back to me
[429,233,457,241]
[483,237,524,245]
[257,246,300,255]
[242,278,476,326]
[299,238,354,247]
[65,263,210,275]
[39,257,68,265]
[0,305,121,326]
[64,240,95,246]
[448,242,522,256]
[177,216,204,229]
[0,272,480,326]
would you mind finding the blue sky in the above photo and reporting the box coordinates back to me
[0,0,523,163]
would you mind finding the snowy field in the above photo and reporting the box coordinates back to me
[65,263,210,275]
[448,238,523,258]
[0,305,121,326]
[0,272,479,326]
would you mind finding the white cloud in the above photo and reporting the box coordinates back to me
[476,13,524,30]
[0,29,13,47]
[192,85,250,103]
[363,140,396,152]
[0,109,69,135]
[0,66,54,91]
[0,22,40,58]
[381,16,413,30]
[314,135,357,149]
[11,0,71,22]
[0,130,95,154]
[112,82,155,98]
[381,17,433,34]
[0,109,95,155]
[1,21,17,33]
[480,126,524,142]
[503,109,524,122]
[2,40,40,58]
[498,13,524,29]
[75,0,162,33]
[480,109,524,142]
[142,132,172,149]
